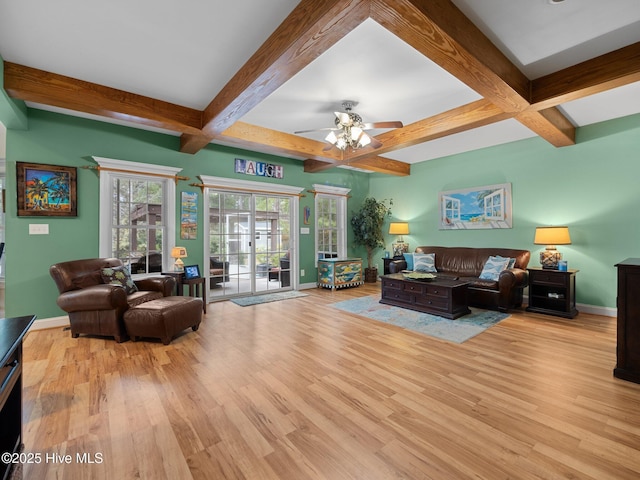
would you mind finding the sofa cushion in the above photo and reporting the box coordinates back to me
[101,266,138,294]
[414,253,437,272]
[479,256,510,281]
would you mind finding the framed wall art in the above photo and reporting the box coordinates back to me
[439,183,512,229]
[16,162,77,217]
[180,191,198,239]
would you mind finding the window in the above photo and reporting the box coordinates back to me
[94,157,181,275]
[483,188,505,220]
[314,184,350,261]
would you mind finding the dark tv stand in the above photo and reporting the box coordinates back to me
[1,315,36,480]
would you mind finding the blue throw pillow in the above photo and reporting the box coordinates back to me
[479,256,510,281]
[413,253,437,273]
[403,253,414,270]
[494,255,516,269]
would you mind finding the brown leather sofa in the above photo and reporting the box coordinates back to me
[389,246,530,312]
[50,258,175,342]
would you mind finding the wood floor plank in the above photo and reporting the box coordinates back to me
[20,282,640,479]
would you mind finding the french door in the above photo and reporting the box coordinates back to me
[206,189,294,299]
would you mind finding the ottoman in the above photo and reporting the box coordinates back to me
[124,296,202,345]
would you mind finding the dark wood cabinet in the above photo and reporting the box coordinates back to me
[380,274,470,319]
[1,315,36,480]
[614,259,640,384]
[526,267,578,318]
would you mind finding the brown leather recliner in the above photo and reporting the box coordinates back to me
[50,258,176,342]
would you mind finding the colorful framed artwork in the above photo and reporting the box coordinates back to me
[16,162,77,217]
[438,183,512,229]
[180,191,198,239]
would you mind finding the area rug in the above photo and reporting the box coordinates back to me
[330,295,509,343]
[230,290,308,306]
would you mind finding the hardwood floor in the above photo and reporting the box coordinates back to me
[20,283,640,479]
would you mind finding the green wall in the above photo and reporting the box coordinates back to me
[4,109,370,321]
[370,113,640,309]
[4,105,639,321]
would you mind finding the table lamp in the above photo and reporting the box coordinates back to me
[534,226,571,269]
[389,222,410,258]
[171,246,188,271]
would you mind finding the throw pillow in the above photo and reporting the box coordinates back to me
[101,266,138,294]
[413,253,437,272]
[479,256,510,281]
[403,253,414,270]
[494,255,516,269]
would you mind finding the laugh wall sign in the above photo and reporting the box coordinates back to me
[234,158,284,179]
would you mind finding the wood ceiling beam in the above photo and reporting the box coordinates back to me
[3,62,203,135]
[223,122,410,176]
[531,42,640,110]
[371,0,575,148]
[371,0,530,113]
[349,99,511,159]
[303,155,410,176]
[219,122,343,162]
[180,0,371,154]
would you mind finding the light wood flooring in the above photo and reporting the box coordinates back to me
[20,283,640,479]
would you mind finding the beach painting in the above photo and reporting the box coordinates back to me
[439,183,512,229]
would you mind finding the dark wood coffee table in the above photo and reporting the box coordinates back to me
[380,273,471,319]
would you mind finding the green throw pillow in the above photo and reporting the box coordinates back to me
[101,266,138,294]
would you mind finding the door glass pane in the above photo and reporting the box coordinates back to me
[208,191,293,298]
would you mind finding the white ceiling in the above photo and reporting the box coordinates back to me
[1,0,639,167]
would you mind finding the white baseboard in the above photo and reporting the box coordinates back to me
[299,282,318,290]
[576,303,616,317]
[28,316,70,332]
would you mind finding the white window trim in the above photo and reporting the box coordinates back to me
[313,184,350,262]
[93,156,182,273]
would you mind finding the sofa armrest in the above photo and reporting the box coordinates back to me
[56,284,128,312]
[498,268,528,290]
[135,276,175,297]
[388,259,407,274]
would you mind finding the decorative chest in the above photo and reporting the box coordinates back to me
[317,258,363,290]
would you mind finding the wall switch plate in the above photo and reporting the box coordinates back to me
[300,269,305,277]
[300,227,310,234]
[29,224,49,235]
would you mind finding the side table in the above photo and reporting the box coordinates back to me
[526,267,578,318]
[162,272,206,313]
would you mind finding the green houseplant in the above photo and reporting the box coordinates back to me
[351,197,392,282]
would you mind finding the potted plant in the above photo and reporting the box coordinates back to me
[351,197,392,282]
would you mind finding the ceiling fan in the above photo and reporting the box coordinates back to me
[294,101,403,152]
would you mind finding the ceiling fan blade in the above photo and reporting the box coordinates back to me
[367,135,383,149]
[362,121,404,130]
[294,127,339,134]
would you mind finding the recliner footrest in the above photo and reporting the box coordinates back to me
[123,296,202,345]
